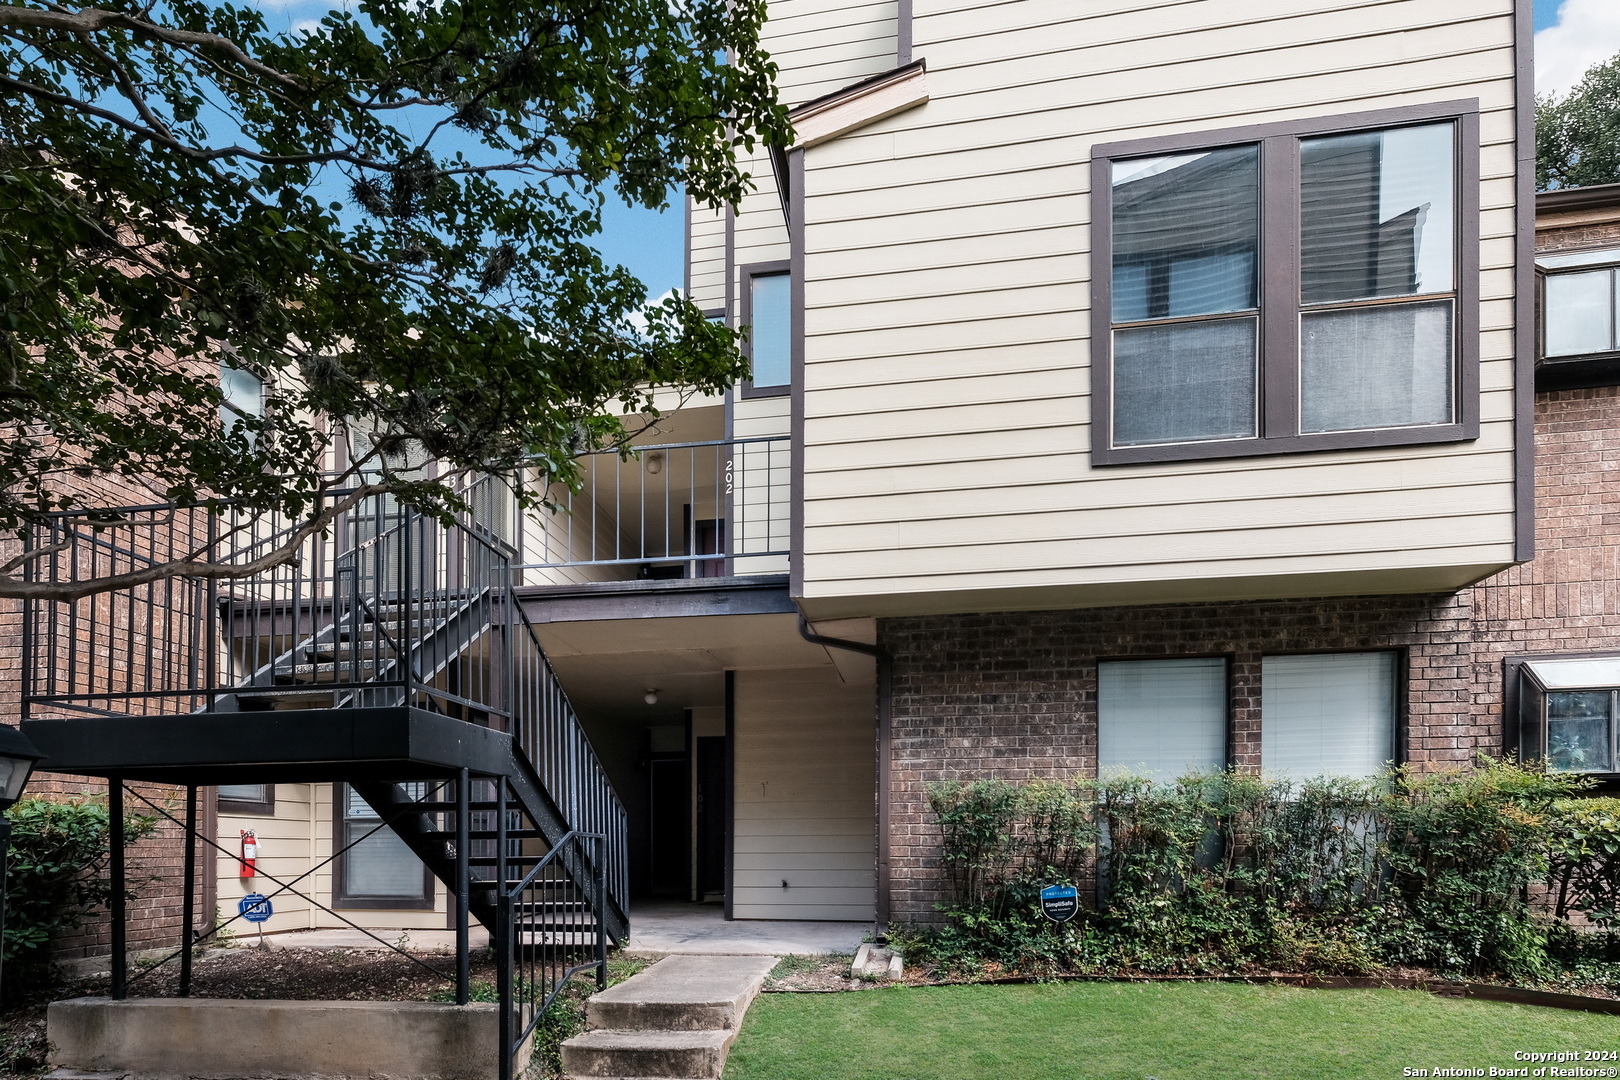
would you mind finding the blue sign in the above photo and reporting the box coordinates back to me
[239,893,273,923]
[1039,884,1079,924]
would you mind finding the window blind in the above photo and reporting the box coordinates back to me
[1261,652,1396,778]
[1098,658,1228,782]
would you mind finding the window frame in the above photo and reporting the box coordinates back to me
[1258,648,1407,777]
[1508,652,1620,777]
[331,782,436,911]
[1537,249,1620,363]
[738,260,793,399]
[218,783,275,816]
[1090,100,1481,466]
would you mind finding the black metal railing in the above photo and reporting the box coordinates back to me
[498,827,608,1080]
[513,606,629,908]
[21,478,629,953]
[522,436,790,577]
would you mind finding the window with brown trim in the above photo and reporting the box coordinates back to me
[1091,102,1480,464]
[333,783,434,910]
[218,783,274,815]
[739,260,791,397]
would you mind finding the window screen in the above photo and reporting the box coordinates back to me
[1261,652,1396,778]
[1098,657,1228,782]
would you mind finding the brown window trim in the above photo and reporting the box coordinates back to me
[739,260,792,399]
[331,783,436,911]
[1090,100,1482,466]
[218,784,275,816]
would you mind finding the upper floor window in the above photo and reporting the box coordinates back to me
[1091,103,1479,465]
[1539,248,1620,361]
[741,261,791,396]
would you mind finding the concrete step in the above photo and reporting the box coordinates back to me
[560,1028,735,1079]
[585,954,778,1032]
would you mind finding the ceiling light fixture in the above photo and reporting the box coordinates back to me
[645,452,664,476]
[644,689,659,705]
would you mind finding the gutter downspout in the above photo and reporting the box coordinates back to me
[797,615,892,941]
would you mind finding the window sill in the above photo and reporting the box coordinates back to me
[739,383,790,399]
[1536,352,1620,392]
[1091,421,1476,466]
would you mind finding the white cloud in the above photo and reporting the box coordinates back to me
[622,289,678,336]
[1536,0,1620,98]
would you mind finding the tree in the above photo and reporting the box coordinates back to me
[1538,52,1620,190]
[0,0,791,600]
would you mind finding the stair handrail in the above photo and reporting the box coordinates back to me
[498,828,608,1080]
[511,602,629,919]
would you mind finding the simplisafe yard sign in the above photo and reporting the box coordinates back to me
[239,894,273,923]
[1039,884,1078,923]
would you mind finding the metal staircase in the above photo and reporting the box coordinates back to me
[21,481,630,1077]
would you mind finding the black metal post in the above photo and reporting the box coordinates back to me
[0,816,10,997]
[594,835,607,990]
[179,785,196,997]
[109,779,127,1000]
[455,768,470,1006]
[495,778,511,1080]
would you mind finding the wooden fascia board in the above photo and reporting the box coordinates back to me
[789,61,927,150]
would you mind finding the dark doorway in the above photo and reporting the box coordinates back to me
[695,736,727,900]
[648,756,690,897]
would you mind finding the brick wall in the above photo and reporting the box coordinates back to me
[879,593,1479,924]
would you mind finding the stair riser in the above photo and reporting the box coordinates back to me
[586,1000,742,1032]
[560,1034,734,1079]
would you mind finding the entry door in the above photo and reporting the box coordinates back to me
[648,757,690,897]
[696,737,727,901]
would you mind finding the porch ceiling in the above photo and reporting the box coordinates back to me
[535,612,862,720]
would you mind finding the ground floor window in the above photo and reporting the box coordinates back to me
[218,783,274,814]
[334,783,433,908]
[1097,657,1228,781]
[1260,652,1398,778]
[1517,656,1620,775]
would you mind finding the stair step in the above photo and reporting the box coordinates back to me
[234,691,337,710]
[586,955,777,1033]
[275,660,388,684]
[559,1029,735,1079]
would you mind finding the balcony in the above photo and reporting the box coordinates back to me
[520,436,790,584]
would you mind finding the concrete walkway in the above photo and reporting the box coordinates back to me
[626,902,868,956]
[561,954,778,1079]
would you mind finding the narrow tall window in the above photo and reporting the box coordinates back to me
[744,269,791,391]
[1098,657,1228,781]
[1261,652,1397,778]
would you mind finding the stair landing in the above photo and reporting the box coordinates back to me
[562,954,777,1080]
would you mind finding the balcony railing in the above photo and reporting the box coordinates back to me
[521,436,790,580]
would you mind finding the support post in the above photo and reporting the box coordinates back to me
[495,778,511,1080]
[594,835,607,990]
[455,768,470,1006]
[179,785,197,997]
[0,817,10,995]
[109,778,127,1000]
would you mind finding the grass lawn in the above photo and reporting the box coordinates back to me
[723,982,1620,1080]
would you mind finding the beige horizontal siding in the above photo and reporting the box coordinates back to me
[785,0,1522,612]
[733,665,875,921]
[763,0,898,107]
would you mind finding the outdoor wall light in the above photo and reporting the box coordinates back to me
[644,689,659,705]
[645,452,664,476]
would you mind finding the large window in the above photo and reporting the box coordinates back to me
[1098,658,1228,781]
[1092,103,1478,464]
[741,261,791,395]
[1260,652,1398,778]
[1517,656,1620,775]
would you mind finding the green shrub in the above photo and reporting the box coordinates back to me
[4,794,157,999]
[913,760,1614,984]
